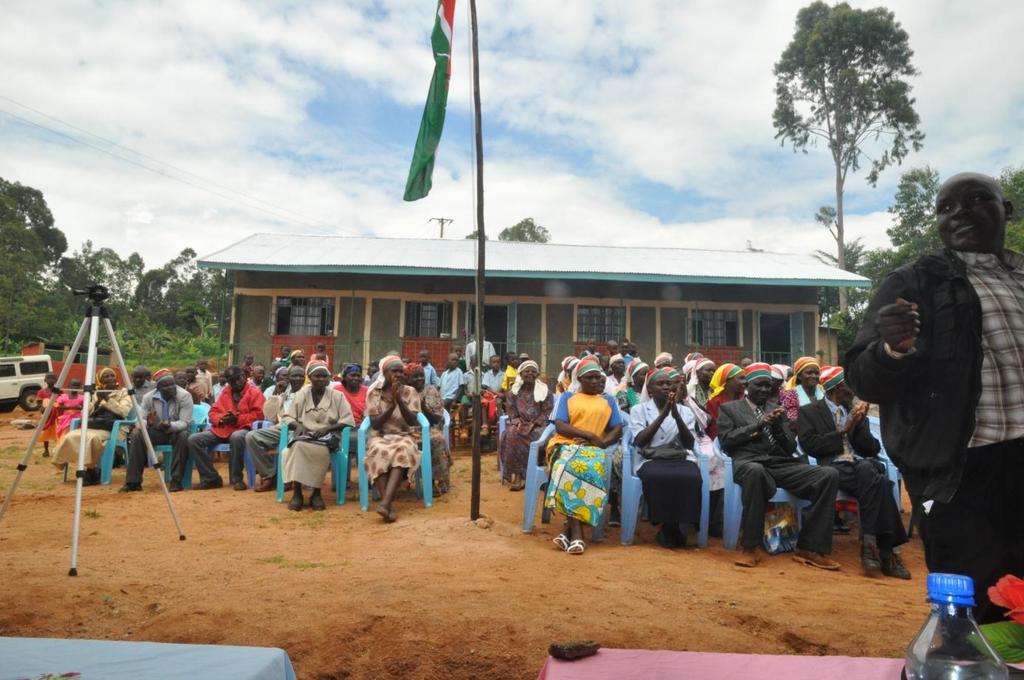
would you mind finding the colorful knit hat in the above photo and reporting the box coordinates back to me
[709,363,743,399]
[820,365,845,392]
[786,356,821,389]
[744,362,773,382]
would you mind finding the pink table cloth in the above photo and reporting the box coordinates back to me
[537,648,906,680]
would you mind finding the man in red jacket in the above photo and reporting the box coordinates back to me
[176,365,265,491]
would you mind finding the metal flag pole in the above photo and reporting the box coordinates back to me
[468,0,485,521]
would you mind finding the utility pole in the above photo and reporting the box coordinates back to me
[429,217,454,238]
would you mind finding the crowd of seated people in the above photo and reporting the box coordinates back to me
[47,340,905,571]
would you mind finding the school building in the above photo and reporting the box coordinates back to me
[197,234,868,375]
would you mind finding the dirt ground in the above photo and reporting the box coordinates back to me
[0,409,928,679]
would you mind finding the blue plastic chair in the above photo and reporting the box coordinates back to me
[244,420,275,489]
[274,424,353,505]
[163,403,211,489]
[147,403,209,489]
[67,411,136,485]
[498,414,508,483]
[442,409,451,453]
[867,416,902,511]
[619,429,711,547]
[355,413,433,511]
[715,438,811,550]
[520,423,615,542]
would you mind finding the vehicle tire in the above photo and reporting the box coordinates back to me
[19,387,41,411]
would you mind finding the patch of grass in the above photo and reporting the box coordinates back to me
[1,446,22,459]
[257,554,327,570]
[84,509,100,519]
[267,512,328,529]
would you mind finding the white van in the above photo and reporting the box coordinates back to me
[0,356,53,412]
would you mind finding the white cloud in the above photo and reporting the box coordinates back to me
[0,0,1021,272]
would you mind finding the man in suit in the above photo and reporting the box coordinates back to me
[797,366,910,579]
[718,363,840,569]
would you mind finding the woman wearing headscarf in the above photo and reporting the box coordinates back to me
[281,361,354,510]
[545,356,623,555]
[52,367,133,485]
[333,364,368,424]
[404,362,452,495]
[499,360,553,490]
[654,352,674,368]
[629,366,702,548]
[688,357,716,408]
[616,358,649,414]
[364,356,422,522]
[705,363,745,440]
[555,356,580,394]
[779,356,823,428]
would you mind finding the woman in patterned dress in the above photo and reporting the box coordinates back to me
[404,362,452,495]
[545,356,623,555]
[281,361,354,511]
[364,356,421,522]
[499,360,553,490]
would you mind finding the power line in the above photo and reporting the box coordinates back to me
[0,95,352,234]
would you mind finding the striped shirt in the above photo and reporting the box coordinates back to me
[957,249,1024,447]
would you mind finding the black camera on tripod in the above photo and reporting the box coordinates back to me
[72,284,110,306]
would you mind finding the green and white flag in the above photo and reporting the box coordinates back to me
[404,0,457,202]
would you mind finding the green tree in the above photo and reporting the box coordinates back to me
[0,178,67,267]
[0,178,72,340]
[814,237,869,323]
[887,166,942,252]
[774,1,924,314]
[999,166,1024,251]
[498,217,550,243]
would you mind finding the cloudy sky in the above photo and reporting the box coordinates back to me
[2,1,1022,269]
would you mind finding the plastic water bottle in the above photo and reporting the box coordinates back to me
[904,573,1008,679]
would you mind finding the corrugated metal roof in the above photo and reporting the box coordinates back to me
[198,233,869,288]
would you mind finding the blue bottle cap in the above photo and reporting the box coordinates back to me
[927,573,975,606]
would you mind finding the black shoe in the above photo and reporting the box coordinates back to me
[81,468,100,486]
[861,543,882,573]
[881,552,912,580]
[310,493,326,511]
[168,480,184,492]
[118,483,143,493]
[197,477,223,490]
[288,492,304,511]
[232,481,248,491]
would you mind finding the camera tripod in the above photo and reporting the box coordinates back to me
[0,285,186,575]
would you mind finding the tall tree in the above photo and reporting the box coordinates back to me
[774,1,924,313]
[887,165,942,252]
[498,217,550,243]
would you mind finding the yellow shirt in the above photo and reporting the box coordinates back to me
[501,365,518,392]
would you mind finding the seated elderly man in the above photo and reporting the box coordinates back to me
[120,372,193,492]
[245,364,306,492]
[131,365,156,400]
[718,363,840,570]
[180,365,265,491]
[797,366,910,579]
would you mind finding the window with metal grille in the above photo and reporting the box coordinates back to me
[405,302,452,337]
[275,297,335,336]
[691,309,739,346]
[576,306,625,343]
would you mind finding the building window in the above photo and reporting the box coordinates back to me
[405,302,452,337]
[577,305,625,343]
[276,297,334,336]
[691,310,739,346]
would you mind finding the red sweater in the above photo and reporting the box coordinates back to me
[208,382,265,439]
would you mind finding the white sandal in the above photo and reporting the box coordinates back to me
[567,539,585,555]
[553,534,569,551]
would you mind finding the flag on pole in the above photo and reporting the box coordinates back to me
[404,0,457,202]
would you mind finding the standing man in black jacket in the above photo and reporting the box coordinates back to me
[845,172,1023,623]
[797,366,910,579]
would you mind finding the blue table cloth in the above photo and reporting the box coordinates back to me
[0,637,296,680]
